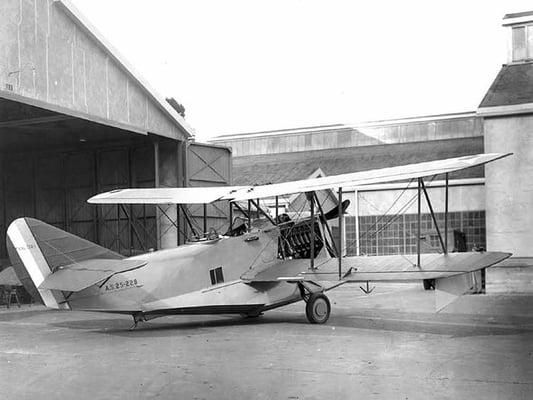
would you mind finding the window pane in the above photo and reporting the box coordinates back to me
[513,26,526,61]
[527,25,533,60]
[209,269,216,285]
[215,267,224,284]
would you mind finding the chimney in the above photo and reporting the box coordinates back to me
[503,11,533,63]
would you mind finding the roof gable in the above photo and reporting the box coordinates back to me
[0,0,193,140]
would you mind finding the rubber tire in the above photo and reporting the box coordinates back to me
[423,279,435,290]
[305,293,331,324]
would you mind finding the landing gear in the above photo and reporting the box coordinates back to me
[129,312,146,330]
[296,281,331,324]
[305,293,331,324]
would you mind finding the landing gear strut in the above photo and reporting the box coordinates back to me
[130,312,146,330]
[297,282,331,324]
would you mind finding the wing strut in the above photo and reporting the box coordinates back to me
[250,199,277,225]
[338,187,343,280]
[307,192,316,270]
[421,179,446,254]
[417,178,422,267]
[444,173,449,253]
[275,196,279,223]
[415,175,450,268]
[313,192,339,258]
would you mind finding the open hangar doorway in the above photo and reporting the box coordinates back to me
[0,94,232,292]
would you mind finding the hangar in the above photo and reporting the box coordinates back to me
[0,0,231,284]
[211,11,533,292]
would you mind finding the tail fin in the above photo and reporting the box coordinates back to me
[6,218,122,309]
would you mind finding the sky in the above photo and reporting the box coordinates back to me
[72,0,532,141]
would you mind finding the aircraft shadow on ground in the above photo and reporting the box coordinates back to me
[330,314,533,338]
[48,309,533,339]
[49,314,302,337]
[0,309,52,321]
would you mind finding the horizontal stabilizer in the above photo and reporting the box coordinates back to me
[39,259,146,292]
[435,273,475,312]
[0,266,23,286]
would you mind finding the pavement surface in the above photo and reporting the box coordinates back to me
[0,283,532,400]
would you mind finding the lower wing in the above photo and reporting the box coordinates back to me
[242,251,511,310]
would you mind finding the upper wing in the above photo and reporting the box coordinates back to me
[226,153,511,201]
[88,186,246,205]
[87,153,511,205]
[242,252,511,283]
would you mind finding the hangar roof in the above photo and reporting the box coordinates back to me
[478,62,533,115]
[57,0,194,139]
[232,137,484,186]
[0,0,193,141]
[0,93,144,153]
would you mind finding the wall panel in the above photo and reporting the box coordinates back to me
[187,143,232,235]
[1,141,156,262]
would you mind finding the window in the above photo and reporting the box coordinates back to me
[512,24,533,61]
[529,25,533,58]
[209,267,224,285]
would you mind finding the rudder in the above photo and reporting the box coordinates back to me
[6,218,123,309]
[7,218,68,309]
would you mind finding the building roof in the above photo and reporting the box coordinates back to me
[211,112,478,142]
[479,63,533,109]
[232,137,484,185]
[57,0,194,138]
[503,11,533,20]
[0,0,193,140]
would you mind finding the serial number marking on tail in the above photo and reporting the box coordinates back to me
[14,244,36,251]
[104,279,140,292]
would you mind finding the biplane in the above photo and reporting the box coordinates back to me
[6,153,512,328]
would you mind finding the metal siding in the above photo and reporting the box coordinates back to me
[66,152,97,242]
[4,155,34,223]
[130,145,156,251]
[211,116,484,157]
[0,0,188,140]
[97,148,131,254]
[0,155,4,261]
[35,155,65,227]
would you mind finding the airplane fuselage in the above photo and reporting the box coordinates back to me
[66,229,303,316]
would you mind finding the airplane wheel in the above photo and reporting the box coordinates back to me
[305,293,331,324]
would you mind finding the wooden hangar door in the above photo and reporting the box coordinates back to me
[1,140,232,263]
[0,142,156,261]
